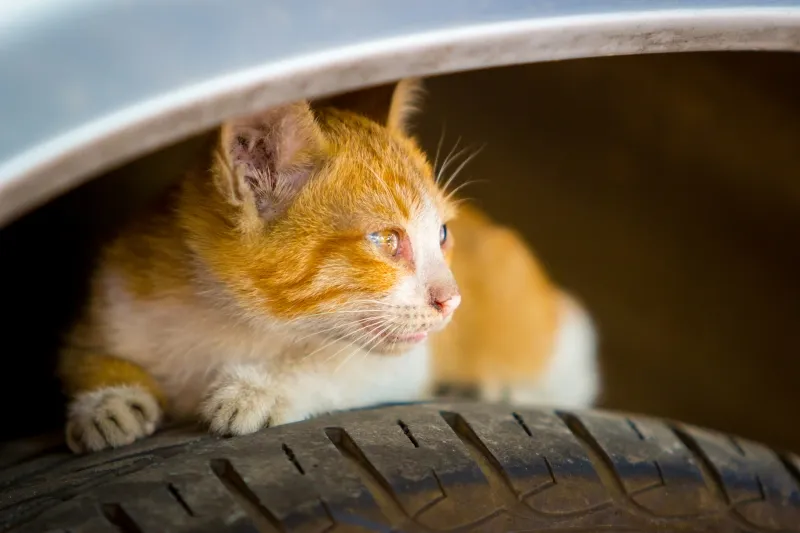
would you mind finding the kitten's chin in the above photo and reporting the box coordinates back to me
[366,316,456,355]
[369,332,429,355]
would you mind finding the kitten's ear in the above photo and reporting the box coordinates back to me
[386,78,424,134]
[314,78,424,134]
[213,101,326,221]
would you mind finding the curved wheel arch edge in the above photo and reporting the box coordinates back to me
[1,7,799,226]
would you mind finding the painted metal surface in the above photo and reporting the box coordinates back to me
[1,0,799,225]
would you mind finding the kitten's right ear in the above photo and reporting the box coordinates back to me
[386,78,424,134]
[313,83,397,127]
[313,78,424,134]
[213,101,327,222]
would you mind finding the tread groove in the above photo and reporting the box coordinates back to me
[512,412,533,437]
[671,426,731,505]
[166,482,195,517]
[396,420,419,448]
[542,456,557,486]
[430,470,445,498]
[652,460,665,487]
[0,467,145,532]
[754,475,766,502]
[780,454,800,487]
[281,443,305,475]
[556,412,627,495]
[439,411,523,502]
[626,419,646,441]
[728,436,747,457]
[101,503,143,533]
[210,458,284,533]
[318,499,336,533]
[410,471,447,519]
[323,427,410,530]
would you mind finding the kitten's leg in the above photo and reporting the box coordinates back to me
[59,351,164,453]
[199,363,299,436]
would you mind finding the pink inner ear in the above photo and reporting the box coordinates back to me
[223,105,321,219]
[227,128,317,220]
[229,131,276,207]
[232,129,275,175]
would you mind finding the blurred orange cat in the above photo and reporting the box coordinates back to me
[59,79,598,454]
[431,204,598,406]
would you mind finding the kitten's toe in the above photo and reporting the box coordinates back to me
[200,366,279,436]
[66,385,162,454]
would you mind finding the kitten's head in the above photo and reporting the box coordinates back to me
[197,79,460,355]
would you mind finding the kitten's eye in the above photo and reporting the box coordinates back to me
[439,224,448,246]
[369,229,400,256]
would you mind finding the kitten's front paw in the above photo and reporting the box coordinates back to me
[66,385,162,454]
[200,365,288,436]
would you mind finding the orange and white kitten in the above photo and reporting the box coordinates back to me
[59,79,598,454]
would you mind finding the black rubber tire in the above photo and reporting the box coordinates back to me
[2,401,799,533]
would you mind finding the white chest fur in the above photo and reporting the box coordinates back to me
[194,342,432,434]
[99,273,433,426]
[268,343,432,421]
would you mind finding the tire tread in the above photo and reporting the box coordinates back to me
[2,402,798,532]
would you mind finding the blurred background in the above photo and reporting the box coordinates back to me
[2,51,800,453]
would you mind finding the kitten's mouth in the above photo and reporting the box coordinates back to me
[380,331,428,344]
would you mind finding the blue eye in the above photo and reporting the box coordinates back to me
[439,224,448,246]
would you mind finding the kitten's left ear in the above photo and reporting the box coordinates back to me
[313,78,425,134]
[213,101,327,222]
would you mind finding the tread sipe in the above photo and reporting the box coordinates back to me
[1,402,799,532]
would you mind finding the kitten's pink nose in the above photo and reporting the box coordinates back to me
[430,285,461,317]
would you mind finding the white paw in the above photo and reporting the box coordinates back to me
[199,365,290,436]
[66,385,162,454]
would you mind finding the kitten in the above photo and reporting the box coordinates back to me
[59,79,598,454]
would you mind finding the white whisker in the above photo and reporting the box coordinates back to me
[282,307,392,325]
[354,323,400,377]
[344,299,397,308]
[450,197,474,207]
[340,298,396,306]
[322,318,391,365]
[445,179,488,201]
[301,316,385,361]
[441,145,485,194]
[436,138,464,184]
[333,320,397,374]
[291,315,379,344]
[433,123,447,182]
